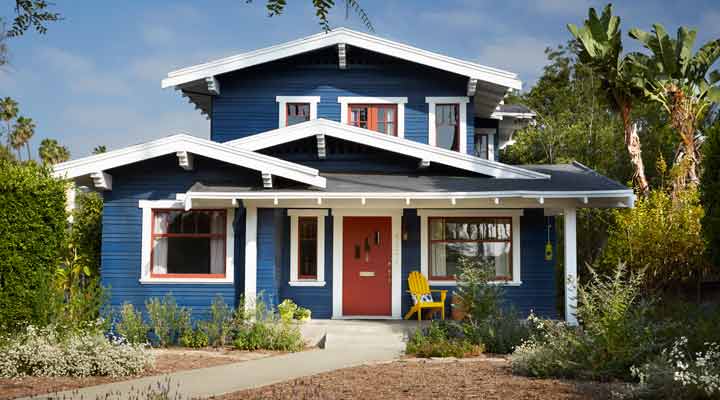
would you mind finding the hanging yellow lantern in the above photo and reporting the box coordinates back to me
[544,218,553,261]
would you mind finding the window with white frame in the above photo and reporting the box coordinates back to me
[418,210,521,286]
[338,97,407,138]
[426,97,469,153]
[289,209,327,286]
[139,200,235,284]
[276,96,320,127]
[474,128,495,160]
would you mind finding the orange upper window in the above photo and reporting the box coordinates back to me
[348,104,397,136]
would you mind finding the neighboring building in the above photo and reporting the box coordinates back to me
[54,29,633,323]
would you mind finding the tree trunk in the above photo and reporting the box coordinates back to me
[620,103,650,196]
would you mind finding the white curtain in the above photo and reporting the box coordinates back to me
[210,211,225,274]
[152,212,169,274]
[431,243,447,277]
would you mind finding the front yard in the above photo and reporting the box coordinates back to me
[219,357,618,400]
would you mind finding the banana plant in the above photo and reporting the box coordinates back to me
[568,4,651,196]
[628,24,720,187]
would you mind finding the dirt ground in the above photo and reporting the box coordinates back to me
[219,356,622,400]
[0,348,276,399]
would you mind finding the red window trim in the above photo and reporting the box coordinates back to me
[150,209,227,279]
[347,103,398,136]
[427,217,512,281]
[297,216,318,280]
[435,103,460,151]
[285,102,311,127]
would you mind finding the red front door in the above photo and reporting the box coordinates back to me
[343,217,392,316]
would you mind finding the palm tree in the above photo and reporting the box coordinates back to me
[0,97,18,149]
[39,138,70,164]
[568,5,650,196]
[11,116,35,161]
[628,24,720,187]
[92,145,107,154]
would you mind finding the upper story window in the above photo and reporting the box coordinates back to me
[348,104,398,136]
[474,128,496,161]
[151,209,227,278]
[276,96,320,128]
[286,103,310,126]
[426,97,470,154]
[338,97,407,138]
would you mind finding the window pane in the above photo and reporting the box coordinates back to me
[436,104,458,151]
[298,218,318,278]
[287,103,310,126]
[475,134,489,159]
[430,218,445,240]
[155,237,212,274]
[430,241,511,280]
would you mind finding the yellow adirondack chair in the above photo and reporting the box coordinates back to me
[404,271,447,321]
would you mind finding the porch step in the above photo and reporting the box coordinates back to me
[300,319,428,351]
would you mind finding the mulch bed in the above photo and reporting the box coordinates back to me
[218,356,622,400]
[0,348,277,399]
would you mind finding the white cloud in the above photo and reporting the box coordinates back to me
[142,26,175,47]
[475,36,553,87]
[37,47,132,96]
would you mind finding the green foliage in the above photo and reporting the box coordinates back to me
[464,309,530,355]
[406,321,483,358]
[511,263,659,381]
[0,160,67,332]
[453,257,504,321]
[701,122,720,268]
[38,138,70,165]
[277,299,312,322]
[180,327,209,349]
[231,297,304,352]
[203,295,234,347]
[7,0,62,37]
[145,294,192,347]
[254,0,373,32]
[600,188,708,291]
[116,303,150,345]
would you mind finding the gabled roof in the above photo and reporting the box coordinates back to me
[161,28,521,90]
[53,134,327,188]
[226,119,549,180]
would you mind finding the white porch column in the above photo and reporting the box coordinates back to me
[244,206,258,311]
[564,207,578,325]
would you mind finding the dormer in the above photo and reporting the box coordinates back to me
[161,28,523,159]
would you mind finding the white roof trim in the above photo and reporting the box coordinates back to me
[180,190,634,200]
[225,119,549,179]
[162,28,522,90]
[53,134,326,188]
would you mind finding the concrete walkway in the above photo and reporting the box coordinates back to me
[29,320,423,399]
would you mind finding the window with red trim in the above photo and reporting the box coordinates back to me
[151,210,226,278]
[428,217,512,281]
[435,104,459,151]
[286,103,310,126]
[348,104,397,135]
[298,217,318,279]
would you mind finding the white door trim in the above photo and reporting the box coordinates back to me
[331,208,403,319]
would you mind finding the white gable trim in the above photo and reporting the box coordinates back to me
[426,97,470,154]
[338,96,407,138]
[162,28,522,91]
[276,96,321,128]
[226,119,547,179]
[53,134,326,188]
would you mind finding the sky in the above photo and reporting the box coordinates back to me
[1,0,718,158]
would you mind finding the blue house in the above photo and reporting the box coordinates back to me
[54,29,633,324]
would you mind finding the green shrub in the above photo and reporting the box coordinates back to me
[701,122,720,268]
[511,263,658,381]
[145,294,191,347]
[0,160,67,332]
[116,303,149,345]
[406,321,483,358]
[465,309,530,354]
[601,188,708,292]
[294,306,311,321]
[232,320,304,352]
[278,299,312,322]
[205,295,233,347]
[0,325,153,377]
[630,337,720,399]
[454,257,504,321]
[180,327,209,349]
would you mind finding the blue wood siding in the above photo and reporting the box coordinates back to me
[100,154,260,319]
[277,211,334,319]
[402,208,558,319]
[211,56,476,154]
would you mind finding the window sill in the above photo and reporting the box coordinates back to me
[428,280,522,287]
[288,280,326,287]
[139,277,234,285]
